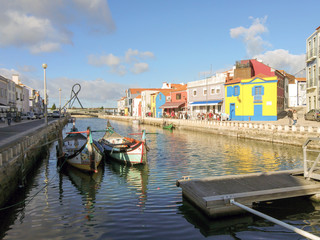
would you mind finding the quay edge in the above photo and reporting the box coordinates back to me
[0,117,69,208]
[98,115,320,148]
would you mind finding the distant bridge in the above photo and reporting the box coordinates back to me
[67,108,118,117]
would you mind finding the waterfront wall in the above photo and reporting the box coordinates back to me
[99,114,320,148]
[0,118,69,208]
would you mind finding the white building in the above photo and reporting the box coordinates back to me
[12,74,30,113]
[117,97,126,115]
[132,95,141,117]
[141,90,158,117]
[288,78,307,107]
[306,26,320,111]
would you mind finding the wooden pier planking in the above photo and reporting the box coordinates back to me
[177,169,320,218]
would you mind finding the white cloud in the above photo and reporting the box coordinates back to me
[125,48,155,63]
[230,16,270,57]
[0,67,128,108]
[88,54,121,67]
[230,16,305,75]
[0,0,115,53]
[131,63,149,74]
[89,49,154,76]
[254,49,306,76]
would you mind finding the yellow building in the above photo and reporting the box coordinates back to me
[225,75,278,121]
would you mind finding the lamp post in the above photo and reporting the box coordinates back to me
[59,88,61,118]
[42,63,48,125]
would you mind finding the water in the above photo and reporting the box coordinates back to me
[1,118,320,240]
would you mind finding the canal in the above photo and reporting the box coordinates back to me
[1,117,319,239]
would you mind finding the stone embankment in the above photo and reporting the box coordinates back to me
[99,114,320,148]
[0,118,69,208]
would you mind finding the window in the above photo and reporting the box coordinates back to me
[176,93,181,100]
[216,88,220,94]
[234,86,240,96]
[203,88,207,96]
[193,90,197,96]
[159,94,162,100]
[211,88,215,94]
[254,86,262,95]
[252,85,264,103]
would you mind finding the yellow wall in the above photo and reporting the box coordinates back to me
[151,95,156,117]
[225,76,278,120]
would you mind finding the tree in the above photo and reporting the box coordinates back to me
[51,103,56,110]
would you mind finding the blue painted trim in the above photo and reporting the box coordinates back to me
[190,100,222,105]
[231,115,277,121]
[241,80,277,85]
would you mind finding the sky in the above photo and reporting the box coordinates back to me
[0,0,319,108]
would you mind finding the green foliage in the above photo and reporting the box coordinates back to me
[51,103,56,110]
[100,106,104,109]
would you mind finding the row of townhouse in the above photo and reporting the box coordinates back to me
[0,74,44,118]
[117,59,306,121]
[306,26,320,111]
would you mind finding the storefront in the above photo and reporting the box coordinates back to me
[189,100,222,119]
[159,102,186,118]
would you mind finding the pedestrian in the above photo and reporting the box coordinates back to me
[287,109,293,126]
[6,111,12,126]
[293,110,298,126]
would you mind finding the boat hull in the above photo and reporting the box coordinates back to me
[100,140,147,165]
[66,142,103,172]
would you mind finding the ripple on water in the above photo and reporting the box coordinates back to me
[1,118,311,240]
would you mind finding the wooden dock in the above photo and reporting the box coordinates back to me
[177,169,320,218]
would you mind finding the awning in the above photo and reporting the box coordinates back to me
[159,102,185,109]
[190,100,222,106]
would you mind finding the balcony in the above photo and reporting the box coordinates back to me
[253,95,262,103]
[306,48,317,63]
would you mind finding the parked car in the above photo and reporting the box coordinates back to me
[35,113,44,119]
[21,113,29,120]
[24,112,36,120]
[52,111,60,118]
[304,109,320,121]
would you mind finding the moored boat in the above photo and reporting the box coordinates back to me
[99,121,147,165]
[60,123,104,173]
[163,123,174,130]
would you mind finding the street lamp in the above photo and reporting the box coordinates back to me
[59,88,61,118]
[42,63,48,125]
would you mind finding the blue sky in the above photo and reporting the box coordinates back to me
[0,0,318,108]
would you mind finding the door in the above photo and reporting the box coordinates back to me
[229,103,235,120]
[254,104,263,120]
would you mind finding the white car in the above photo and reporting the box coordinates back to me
[52,111,60,118]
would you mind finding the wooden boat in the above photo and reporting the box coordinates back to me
[163,123,174,130]
[61,124,104,173]
[99,121,147,165]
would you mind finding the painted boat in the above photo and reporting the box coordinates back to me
[61,125,104,173]
[163,123,174,130]
[99,121,147,165]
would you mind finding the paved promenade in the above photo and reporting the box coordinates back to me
[0,118,57,149]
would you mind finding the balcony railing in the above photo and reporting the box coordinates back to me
[306,48,317,62]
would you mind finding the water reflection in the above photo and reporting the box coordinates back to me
[179,196,320,238]
[106,161,149,208]
[1,118,314,240]
[61,164,104,221]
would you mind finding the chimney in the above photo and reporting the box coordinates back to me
[226,72,230,82]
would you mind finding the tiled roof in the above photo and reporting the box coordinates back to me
[129,88,161,94]
[225,78,241,85]
[296,78,306,82]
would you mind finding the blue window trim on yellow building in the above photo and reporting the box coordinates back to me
[226,86,240,97]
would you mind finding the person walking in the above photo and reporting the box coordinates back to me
[293,110,298,126]
[287,109,293,126]
[6,111,12,126]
